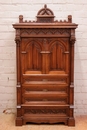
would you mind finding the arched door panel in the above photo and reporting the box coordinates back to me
[48,39,69,75]
[21,39,42,75]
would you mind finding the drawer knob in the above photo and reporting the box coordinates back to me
[43,89,48,92]
[43,99,48,101]
[43,79,48,81]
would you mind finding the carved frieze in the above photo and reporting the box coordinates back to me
[20,28,70,37]
[25,109,66,114]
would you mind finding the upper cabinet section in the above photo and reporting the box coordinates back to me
[13,4,78,43]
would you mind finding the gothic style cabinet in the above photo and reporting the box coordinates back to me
[13,5,78,126]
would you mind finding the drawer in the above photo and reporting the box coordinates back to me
[22,74,69,83]
[22,91,68,103]
[22,83,68,92]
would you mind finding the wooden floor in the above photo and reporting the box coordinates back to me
[0,114,87,130]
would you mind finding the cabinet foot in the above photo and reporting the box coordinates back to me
[15,117,23,126]
[68,118,75,126]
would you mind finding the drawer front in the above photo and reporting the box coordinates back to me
[22,84,68,92]
[22,91,68,103]
[22,74,69,84]
[22,74,69,104]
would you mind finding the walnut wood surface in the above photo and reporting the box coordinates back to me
[13,4,78,126]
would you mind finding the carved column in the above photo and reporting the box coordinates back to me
[68,29,75,126]
[15,29,22,126]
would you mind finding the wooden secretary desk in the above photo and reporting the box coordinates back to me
[13,5,78,126]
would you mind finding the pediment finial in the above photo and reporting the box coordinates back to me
[44,4,47,8]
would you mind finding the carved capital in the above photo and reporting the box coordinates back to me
[70,29,76,45]
[15,29,21,46]
[15,39,21,47]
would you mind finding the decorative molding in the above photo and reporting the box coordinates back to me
[25,88,67,92]
[20,28,70,37]
[25,98,67,103]
[23,77,67,83]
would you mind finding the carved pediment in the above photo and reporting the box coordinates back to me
[18,4,74,24]
[37,4,54,23]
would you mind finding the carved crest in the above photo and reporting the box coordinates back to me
[17,4,77,25]
[37,4,54,23]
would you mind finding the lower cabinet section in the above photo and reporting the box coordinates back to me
[16,104,75,126]
[16,106,75,126]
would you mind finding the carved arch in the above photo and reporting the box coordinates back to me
[49,40,67,71]
[49,39,66,52]
[25,40,42,52]
[24,40,42,71]
[37,4,54,16]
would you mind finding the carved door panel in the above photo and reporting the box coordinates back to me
[21,38,69,75]
[21,38,42,75]
[47,38,69,75]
